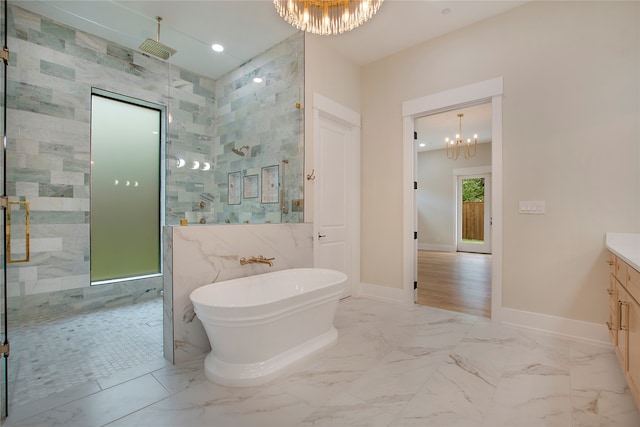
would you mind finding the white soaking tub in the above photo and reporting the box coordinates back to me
[190,268,347,387]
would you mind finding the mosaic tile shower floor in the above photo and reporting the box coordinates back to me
[8,298,163,408]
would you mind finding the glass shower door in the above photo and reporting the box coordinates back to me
[1,0,8,418]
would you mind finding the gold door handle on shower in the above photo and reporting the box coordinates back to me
[7,201,30,263]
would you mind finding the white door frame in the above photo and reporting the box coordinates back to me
[312,93,361,297]
[402,77,503,321]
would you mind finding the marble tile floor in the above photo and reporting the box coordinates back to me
[5,297,640,427]
[8,298,163,408]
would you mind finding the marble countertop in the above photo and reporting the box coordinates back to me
[606,232,640,272]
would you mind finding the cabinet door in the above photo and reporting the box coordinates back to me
[627,293,640,406]
[608,275,618,344]
[617,283,629,370]
[608,253,617,275]
[616,257,627,287]
[627,265,640,302]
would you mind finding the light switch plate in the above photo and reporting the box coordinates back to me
[519,200,545,214]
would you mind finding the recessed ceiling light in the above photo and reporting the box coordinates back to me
[253,77,263,83]
[211,44,224,52]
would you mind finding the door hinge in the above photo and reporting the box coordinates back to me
[413,131,417,140]
[414,181,417,190]
[1,47,9,65]
[414,231,417,240]
[414,281,418,290]
[0,341,9,358]
[0,195,7,208]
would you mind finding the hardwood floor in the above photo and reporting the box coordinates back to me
[417,250,491,318]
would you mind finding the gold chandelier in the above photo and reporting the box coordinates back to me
[273,0,384,35]
[446,114,478,160]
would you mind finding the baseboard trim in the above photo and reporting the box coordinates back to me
[501,307,610,345]
[357,282,410,304]
[418,243,456,252]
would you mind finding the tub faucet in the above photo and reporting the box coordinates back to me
[240,256,275,267]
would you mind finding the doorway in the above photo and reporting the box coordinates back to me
[414,105,492,317]
[456,171,491,254]
[402,77,504,319]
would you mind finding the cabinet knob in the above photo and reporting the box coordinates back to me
[607,289,614,295]
[607,260,614,266]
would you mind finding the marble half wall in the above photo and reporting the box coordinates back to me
[163,223,313,364]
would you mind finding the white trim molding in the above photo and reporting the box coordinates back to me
[313,93,360,127]
[403,77,504,117]
[453,166,491,176]
[502,308,611,345]
[358,282,410,305]
[418,243,456,252]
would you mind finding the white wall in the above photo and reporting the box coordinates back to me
[303,35,361,222]
[360,1,640,324]
[417,144,491,250]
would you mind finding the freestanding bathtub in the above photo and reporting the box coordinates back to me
[190,268,347,387]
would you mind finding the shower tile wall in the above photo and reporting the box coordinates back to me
[6,5,304,318]
[7,6,215,316]
[211,34,304,225]
[7,4,185,316]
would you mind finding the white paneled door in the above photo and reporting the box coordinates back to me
[314,107,357,299]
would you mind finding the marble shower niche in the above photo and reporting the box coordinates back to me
[163,223,313,363]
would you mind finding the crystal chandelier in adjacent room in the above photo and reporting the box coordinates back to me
[446,113,478,160]
[273,0,384,35]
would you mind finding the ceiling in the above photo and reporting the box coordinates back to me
[13,0,521,143]
[415,103,492,153]
[14,0,526,79]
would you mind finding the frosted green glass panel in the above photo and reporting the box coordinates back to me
[91,95,161,282]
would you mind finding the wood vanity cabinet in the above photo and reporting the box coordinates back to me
[607,253,618,345]
[608,252,640,408]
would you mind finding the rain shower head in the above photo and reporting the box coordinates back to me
[232,145,250,157]
[139,16,176,60]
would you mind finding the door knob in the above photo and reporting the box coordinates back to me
[318,233,326,239]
